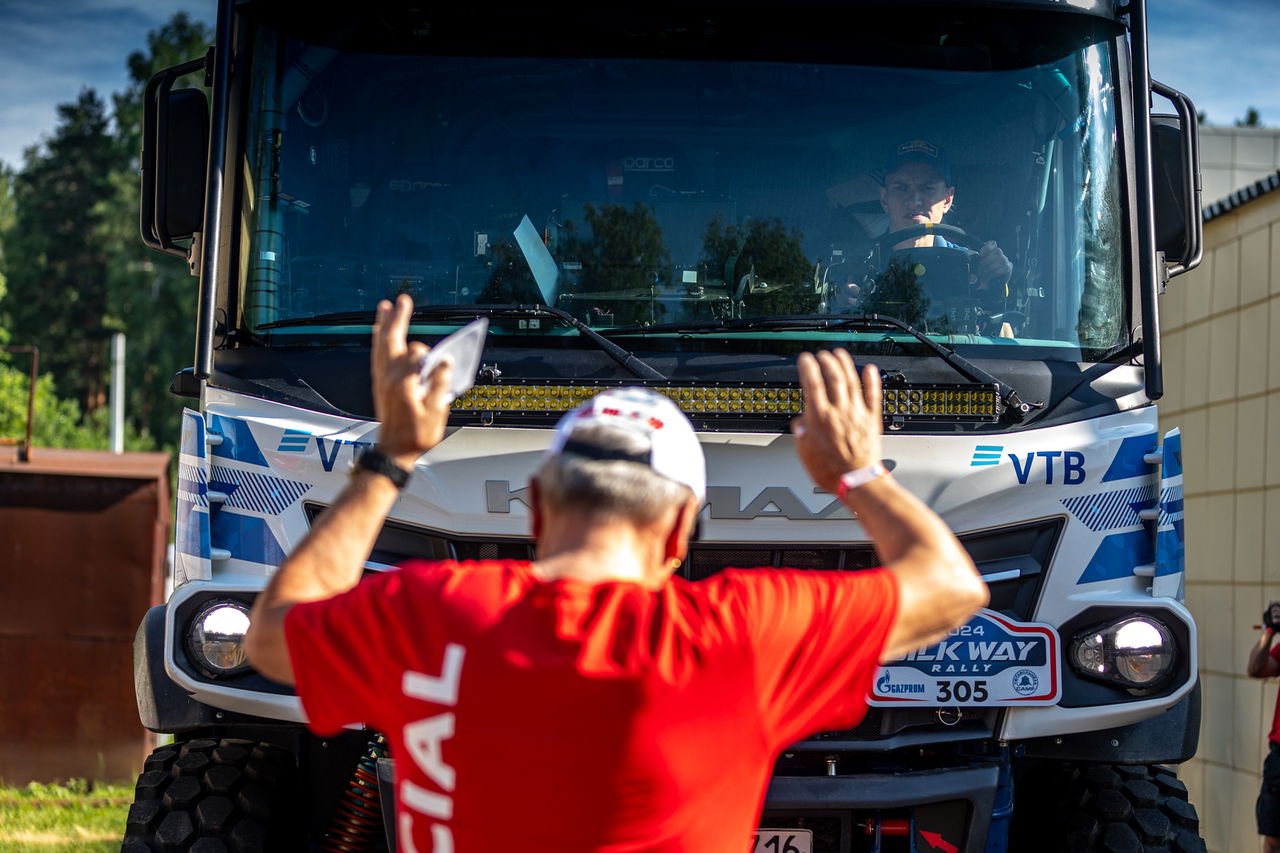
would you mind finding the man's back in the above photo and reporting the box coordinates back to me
[286,559,897,851]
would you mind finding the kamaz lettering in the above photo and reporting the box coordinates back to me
[484,481,854,520]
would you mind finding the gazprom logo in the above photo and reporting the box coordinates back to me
[970,445,1003,467]
[876,670,925,695]
[277,430,311,452]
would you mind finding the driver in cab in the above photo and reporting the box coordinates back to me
[878,138,1013,293]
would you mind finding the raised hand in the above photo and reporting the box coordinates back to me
[370,294,453,468]
[791,348,883,493]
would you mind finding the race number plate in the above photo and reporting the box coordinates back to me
[750,829,812,853]
[869,609,1059,707]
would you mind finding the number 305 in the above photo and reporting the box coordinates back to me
[936,680,988,702]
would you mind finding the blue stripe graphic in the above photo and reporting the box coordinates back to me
[209,415,268,467]
[970,445,1004,466]
[1061,485,1155,532]
[1161,430,1183,479]
[208,466,311,515]
[177,463,209,508]
[1078,529,1154,584]
[211,512,287,567]
[277,429,311,452]
[180,411,205,459]
[1101,435,1156,483]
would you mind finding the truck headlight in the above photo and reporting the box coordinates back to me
[1070,616,1175,689]
[187,601,252,676]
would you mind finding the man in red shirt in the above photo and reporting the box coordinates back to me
[1247,601,1280,853]
[245,294,989,852]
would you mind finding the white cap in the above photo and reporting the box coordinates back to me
[546,388,706,502]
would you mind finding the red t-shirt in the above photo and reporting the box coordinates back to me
[1269,644,1280,745]
[285,560,898,852]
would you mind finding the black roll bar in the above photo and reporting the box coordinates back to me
[194,0,236,381]
[1128,0,1162,401]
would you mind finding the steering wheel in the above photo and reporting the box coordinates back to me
[875,222,987,252]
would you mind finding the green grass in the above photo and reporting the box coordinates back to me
[0,779,131,852]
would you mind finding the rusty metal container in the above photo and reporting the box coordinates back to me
[0,446,170,783]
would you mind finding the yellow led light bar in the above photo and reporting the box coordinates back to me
[453,384,806,415]
[452,383,1001,420]
[881,387,1000,419]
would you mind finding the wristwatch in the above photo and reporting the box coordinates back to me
[353,447,412,489]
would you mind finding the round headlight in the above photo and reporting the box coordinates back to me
[1112,618,1174,685]
[188,601,252,676]
[1069,616,1175,689]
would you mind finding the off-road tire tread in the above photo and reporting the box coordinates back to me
[1011,763,1206,852]
[121,738,301,852]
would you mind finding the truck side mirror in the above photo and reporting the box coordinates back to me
[1151,117,1187,259]
[1150,82,1202,278]
[141,58,210,259]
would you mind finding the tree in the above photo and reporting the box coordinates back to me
[1235,107,1263,128]
[558,203,673,326]
[1,90,122,414]
[0,163,14,340]
[113,13,212,169]
[0,359,154,451]
[0,13,212,452]
[702,216,819,315]
[105,13,212,446]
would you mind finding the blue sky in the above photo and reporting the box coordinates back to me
[0,0,1277,169]
[0,0,215,168]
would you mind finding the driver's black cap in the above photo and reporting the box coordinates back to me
[880,139,952,186]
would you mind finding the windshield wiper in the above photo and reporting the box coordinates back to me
[836,314,1042,420]
[261,304,665,381]
[606,313,1040,420]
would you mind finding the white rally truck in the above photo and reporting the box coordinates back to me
[126,1,1207,851]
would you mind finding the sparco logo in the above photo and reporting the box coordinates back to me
[622,156,675,172]
[485,481,851,520]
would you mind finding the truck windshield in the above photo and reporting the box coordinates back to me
[240,26,1124,362]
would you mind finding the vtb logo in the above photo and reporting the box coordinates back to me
[971,445,1086,485]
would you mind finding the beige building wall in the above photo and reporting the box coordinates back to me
[1199,127,1280,209]
[1160,187,1280,852]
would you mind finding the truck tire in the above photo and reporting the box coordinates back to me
[121,737,303,852]
[1010,762,1207,853]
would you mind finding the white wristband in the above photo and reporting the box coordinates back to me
[837,464,888,500]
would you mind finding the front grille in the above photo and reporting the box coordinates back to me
[684,546,880,579]
[320,504,1062,746]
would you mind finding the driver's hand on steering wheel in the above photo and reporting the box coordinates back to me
[976,241,1013,293]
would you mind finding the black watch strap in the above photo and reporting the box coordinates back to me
[354,447,412,489]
